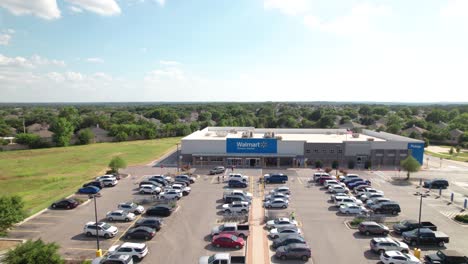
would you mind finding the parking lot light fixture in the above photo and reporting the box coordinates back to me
[91,194,102,257]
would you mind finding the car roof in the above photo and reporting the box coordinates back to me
[372,237,395,243]
[120,242,146,249]
[130,226,154,232]
[277,234,303,240]
[271,198,286,202]
[107,254,131,260]
[277,217,290,222]
[385,251,404,257]
[361,221,380,226]
[214,233,236,239]
[286,243,309,249]
[111,210,125,214]
[152,204,170,209]
[439,250,467,257]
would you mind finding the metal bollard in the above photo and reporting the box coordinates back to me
[451,193,454,202]
[464,199,467,209]
[414,248,421,259]
[439,188,442,196]
[419,178,422,186]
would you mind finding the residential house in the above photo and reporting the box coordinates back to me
[449,129,464,144]
[401,125,427,139]
[339,121,366,130]
[26,123,54,143]
[77,125,114,143]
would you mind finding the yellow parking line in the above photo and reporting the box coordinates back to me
[297,177,303,185]
[9,230,40,233]
[109,215,142,249]
[66,247,102,252]
[37,215,64,218]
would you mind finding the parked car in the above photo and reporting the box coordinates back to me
[139,184,161,194]
[51,198,79,209]
[83,181,104,189]
[171,183,191,195]
[175,175,194,184]
[228,179,248,188]
[118,202,145,215]
[372,202,401,215]
[402,228,449,247]
[91,254,134,264]
[380,251,421,264]
[319,176,334,185]
[424,250,468,264]
[106,210,136,222]
[211,223,250,238]
[348,180,372,189]
[210,166,226,175]
[328,185,349,194]
[353,185,372,194]
[360,193,385,202]
[335,197,363,207]
[272,234,306,249]
[355,187,378,196]
[84,222,118,238]
[339,203,369,215]
[264,173,288,184]
[331,193,350,202]
[198,253,246,264]
[264,192,289,201]
[134,217,162,231]
[147,177,169,186]
[341,174,360,182]
[366,197,392,208]
[324,180,345,188]
[424,179,449,189]
[159,189,182,200]
[224,195,250,204]
[102,178,118,187]
[149,175,172,182]
[146,205,173,217]
[223,190,253,200]
[393,219,437,234]
[266,218,298,230]
[211,233,245,249]
[108,242,148,261]
[269,186,291,195]
[269,226,302,239]
[124,226,156,240]
[275,243,311,261]
[223,201,249,214]
[264,198,289,209]
[78,186,100,194]
[96,175,117,181]
[344,178,366,186]
[229,173,248,182]
[370,237,409,254]
[139,180,162,188]
[358,221,390,236]
[313,172,329,182]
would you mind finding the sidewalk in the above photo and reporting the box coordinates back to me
[248,198,269,264]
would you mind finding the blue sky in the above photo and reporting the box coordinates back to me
[1,0,468,102]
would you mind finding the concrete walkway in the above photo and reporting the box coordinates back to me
[247,197,268,264]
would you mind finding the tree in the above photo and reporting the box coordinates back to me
[108,156,127,173]
[449,147,454,155]
[4,239,64,264]
[358,105,371,116]
[50,118,74,147]
[15,133,44,148]
[400,156,421,180]
[456,145,461,154]
[0,196,26,233]
[315,160,323,169]
[426,109,448,123]
[59,106,81,128]
[77,128,94,145]
[115,131,128,142]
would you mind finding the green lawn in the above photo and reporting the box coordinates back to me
[425,150,468,162]
[0,138,181,216]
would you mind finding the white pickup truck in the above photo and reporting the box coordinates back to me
[199,253,246,264]
[211,223,250,238]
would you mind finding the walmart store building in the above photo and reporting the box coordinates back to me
[180,127,424,169]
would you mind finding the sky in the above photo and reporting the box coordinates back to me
[1,0,468,103]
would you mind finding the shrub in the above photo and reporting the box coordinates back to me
[350,217,365,227]
[0,196,26,233]
[455,214,468,223]
[332,160,339,169]
[324,167,332,173]
[15,133,44,148]
[77,128,94,145]
[108,156,127,172]
[4,239,64,264]
[315,160,323,169]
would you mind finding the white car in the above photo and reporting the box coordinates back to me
[328,185,349,194]
[229,173,248,182]
[335,197,363,207]
[223,189,252,200]
[341,174,360,182]
[324,180,345,188]
[108,242,148,261]
[360,193,385,202]
[330,193,349,202]
[101,178,118,187]
[170,184,191,195]
[83,222,118,239]
[264,198,289,209]
[359,188,384,197]
[264,192,289,201]
[380,251,421,264]
[117,202,145,215]
[269,226,302,239]
[159,189,182,200]
[96,174,116,181]
[269,186,291,195]
[339,203,369,215]
[139,185,161,194]
[266,218,298,229]
[106,210,136,222]
[222,201,249,213]
[149,174,172,182]
[366,197,391,207]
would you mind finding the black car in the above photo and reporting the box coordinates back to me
[425,250,468,264]
[228,179,248,188]
[424,179,449,189]
[146,205,173,217]
[83,181,104,189]
[224,195,249,204]
[134,217,162,231]
[358,221,390,236]
[148,177,169,186]
[272,234,307,249]
[51,198,79,209]
[372,202,401,215]
[124,226,156,240]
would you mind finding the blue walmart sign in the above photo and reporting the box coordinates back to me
[226,138,277,154]
[408,143,424,164]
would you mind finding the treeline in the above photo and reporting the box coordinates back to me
[1,103,468,148]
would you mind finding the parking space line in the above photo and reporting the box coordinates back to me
[297,177,303,185]
[36,215,64,218]
[65,247,103,252]
[25,222,54,225]
[108,215,142,249]
[9,230,41,233]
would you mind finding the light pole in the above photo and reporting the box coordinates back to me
[91,194,102,257]
[417,191,428,246]
[176,143,180,173]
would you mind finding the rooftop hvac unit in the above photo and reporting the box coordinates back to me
[205,132,211,136]
[215,131,228,137]
[242,131,252,138]
[367,138,375,141]
[352,133,360,138]
[264,132,273,138]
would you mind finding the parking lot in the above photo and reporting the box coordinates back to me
[7,163,468,263]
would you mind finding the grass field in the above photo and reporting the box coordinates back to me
[0,138,181,216]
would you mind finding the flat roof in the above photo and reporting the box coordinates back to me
[183,127,386,143]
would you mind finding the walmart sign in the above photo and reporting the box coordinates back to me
[226,138,277,154]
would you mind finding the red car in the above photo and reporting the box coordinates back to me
[212,233,245,249]
[319,176,334,185]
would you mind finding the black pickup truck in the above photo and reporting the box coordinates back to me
[425,250,468,264]
[402,228,449,247]
[393,219,437,234]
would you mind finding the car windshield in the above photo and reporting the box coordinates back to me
[208,255,215,262]
[436,251,445,258]
[102,223,112,230]
[400,220,409,226]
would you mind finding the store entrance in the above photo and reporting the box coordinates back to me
[248,158,260,167]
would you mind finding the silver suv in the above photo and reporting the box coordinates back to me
[84,222,118,239]
[370,238,409,255]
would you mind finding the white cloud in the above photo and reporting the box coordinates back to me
[155,0,165,6]
[0,54,65,68]
[0,0,60,20]
[264,0,310,16]
[69,5,83,13]
[31,55,66,67]
[0,34,12,46]
[145,67,185,82]
[159,60,180,66]
[304,3,391,36]
[65,0,121,16]
[441,0,468,18]
[86,57,104,63]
